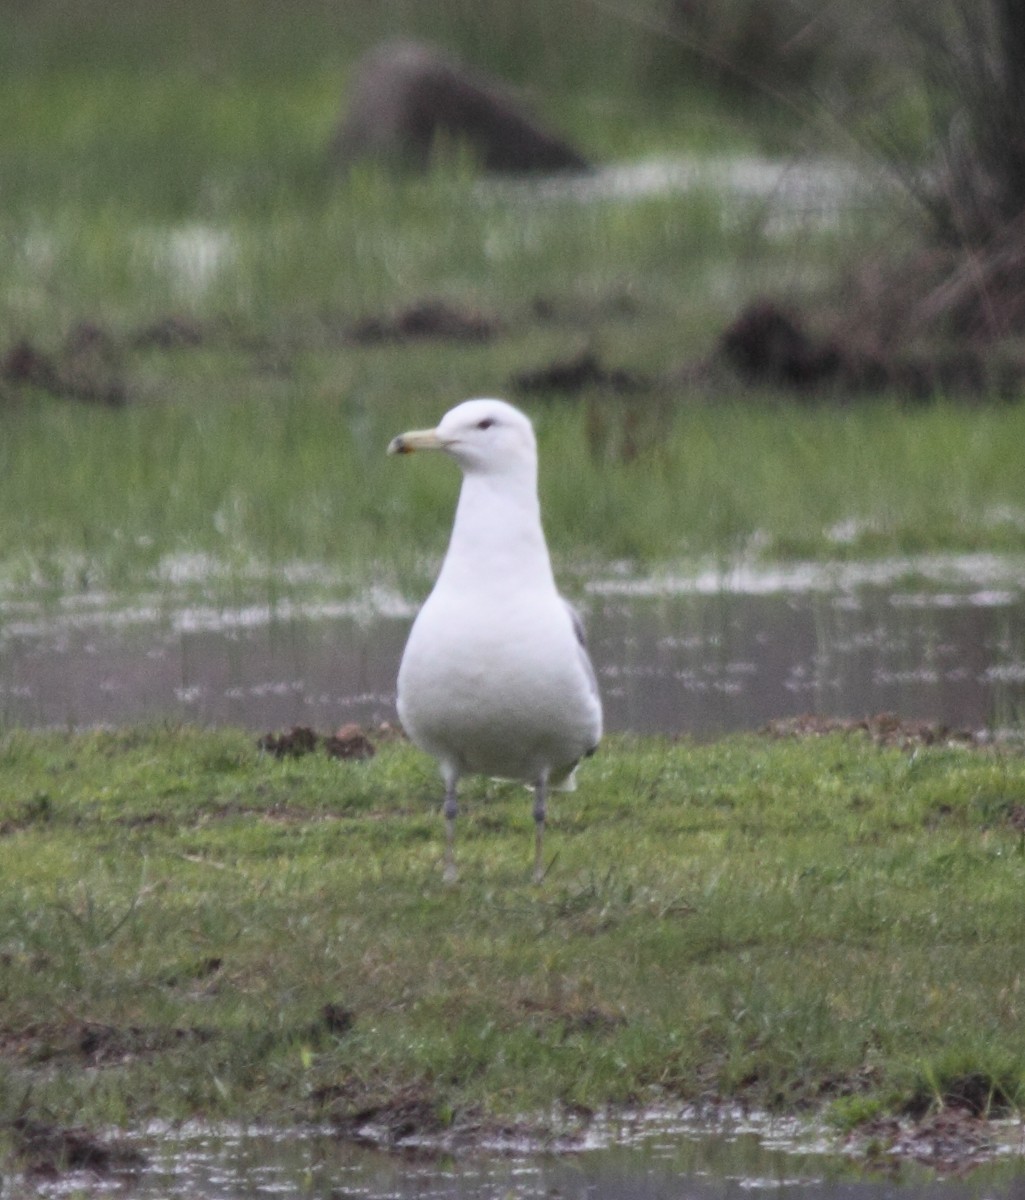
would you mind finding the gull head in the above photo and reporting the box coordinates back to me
[388,398,536,476]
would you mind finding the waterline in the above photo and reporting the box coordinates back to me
[2,554,1024,736]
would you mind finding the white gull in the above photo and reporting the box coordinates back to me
[388,398,602,883]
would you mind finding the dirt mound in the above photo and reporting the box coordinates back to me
[846,1108,999,1173]
[8,1117,145,1178]
[713,300,1019,401]
[256,723,387,761]
[511,348,650,395]
[3,322,128,406]
[718,301,841,390]
[347,298,500,344]
[332,40,589,174]
[132,314,207,349]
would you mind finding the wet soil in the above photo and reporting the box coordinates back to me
[758,711,984,751]
[3,322,128,407]
[345,298,501,344]
[6,1116,145,1179]
[848,1109,1004,1175]
[256,721,398,759]
[511,347,651,395]
[5,1101,1017,1186]
[709,300,1024,402]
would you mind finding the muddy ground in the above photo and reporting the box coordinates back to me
[6,291,1023,411]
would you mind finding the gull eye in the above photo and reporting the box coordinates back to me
[476,418,496,430]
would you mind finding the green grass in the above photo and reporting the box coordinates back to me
[2,725,1025,1140]
[4,3,1025,1176]
[2,385,1024,603]
[4,2,1020,609]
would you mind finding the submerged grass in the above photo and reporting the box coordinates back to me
[2,725,1025,1140]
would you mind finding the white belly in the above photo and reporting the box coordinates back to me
[397,587,600,782]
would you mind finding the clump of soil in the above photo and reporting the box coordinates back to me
[319,1002,356,1037]
[760,712,982,750]
[257,723,383,761]
[848,1108,998,1173]
[712,300,1017,401]
[511,348,651,395]
[718,301,842,390]
[7,1117,145,1178]
[323,722,378,760]
[347,298,500,344]
[257,725,320,758]
[330,1089,451,1151]
[132,313,207,349]
[318,1083,551,1159]
[1,1018,215,1067]
[3,321,128,406]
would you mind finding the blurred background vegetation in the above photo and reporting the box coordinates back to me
[3,0,1025,590]
[0,0,913,218]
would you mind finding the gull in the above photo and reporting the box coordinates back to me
[388,398,602,883]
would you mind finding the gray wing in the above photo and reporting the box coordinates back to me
[564,599,602,715]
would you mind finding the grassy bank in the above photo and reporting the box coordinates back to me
[2,724,1025,1153]
[4,374,1025,602]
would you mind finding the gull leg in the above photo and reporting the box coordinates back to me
[532,772,549,885]
[442,766,459,884]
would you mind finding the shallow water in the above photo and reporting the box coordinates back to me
[1,556,1024,736]
[486,153,876,236]
[18,1110,1025,1200]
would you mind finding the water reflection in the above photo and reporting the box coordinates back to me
[592,586,1024,737]
[1,562,1024,735]
[21,1113,1025,1200]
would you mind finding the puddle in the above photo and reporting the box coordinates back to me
[13,1109,1025,1199]
[1,556,1024,736]
[484,153,878,235]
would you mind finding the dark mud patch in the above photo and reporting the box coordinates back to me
[132,313,208,350]
[717,301,843,392]
[318,1086,564,1160]
[257,722,391,760]
[346,298,501,344]
[1,1019,215,1067]
[257,723,320,758]
[318,1002,357,1037]
[0,791,59,836]
[708,299,1025,401]
[905,1070,1023,1122]
[1,314,229,407]
[510,348,651,395]
[329,1090,455,1155]
[6,1117,146,1179]
[759,711,985,750]
[317,1093,1018,1174]
[1,314,290,408]
[848,1109,1003,1174]
[3,322,128,406]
